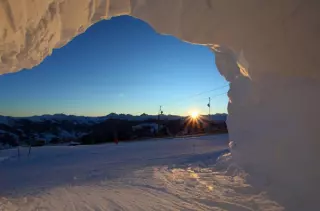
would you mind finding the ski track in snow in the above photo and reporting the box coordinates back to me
[0,134,283,211]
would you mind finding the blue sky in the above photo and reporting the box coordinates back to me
[0,16,228,117]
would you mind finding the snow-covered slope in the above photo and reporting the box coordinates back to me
[0,135,283,211]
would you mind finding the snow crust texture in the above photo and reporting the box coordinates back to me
[0,0,131,73]
[1,0,320,210]
[0,135,283,211]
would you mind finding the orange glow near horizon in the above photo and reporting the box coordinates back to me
[191,111,199,119]
[183,110,203,132]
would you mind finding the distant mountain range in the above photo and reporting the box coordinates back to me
[0,113,227,126]
[0,113,227,147]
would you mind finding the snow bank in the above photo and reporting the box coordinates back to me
[0,0,320,209]
[0,0,131,74]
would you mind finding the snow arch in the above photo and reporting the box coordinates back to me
[1,0,320,209]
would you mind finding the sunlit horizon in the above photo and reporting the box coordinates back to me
[1,110,227,118]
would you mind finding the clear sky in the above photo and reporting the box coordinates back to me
[0,16,228,117]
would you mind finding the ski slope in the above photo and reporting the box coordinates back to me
[0,135,283,210]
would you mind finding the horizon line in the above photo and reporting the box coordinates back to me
[1,112,228,118]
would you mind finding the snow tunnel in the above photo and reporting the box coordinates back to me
[0,0,320,209]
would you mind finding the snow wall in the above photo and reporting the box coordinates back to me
[0,0,320,209]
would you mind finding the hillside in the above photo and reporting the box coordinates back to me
[0,113,227,147]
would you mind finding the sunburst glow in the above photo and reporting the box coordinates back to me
[191,111,199,119]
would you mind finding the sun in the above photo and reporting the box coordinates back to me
[191,111,199,119]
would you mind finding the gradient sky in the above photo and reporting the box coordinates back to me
[0,16,228,117]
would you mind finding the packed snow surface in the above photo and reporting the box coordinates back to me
[0,135,283,210]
